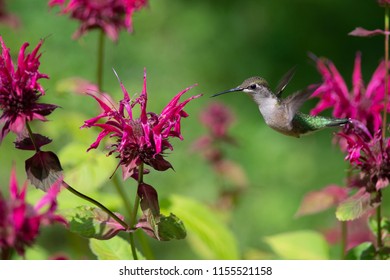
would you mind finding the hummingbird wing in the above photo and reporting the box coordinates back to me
[282,84,318,122]
[275,66,296,98]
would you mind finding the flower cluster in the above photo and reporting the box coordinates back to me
[339,126,390,194]
[0,37,58,143]
[199,102,235,139]
[49,0,148,41]
[0,168,65,257]
[310,53,388,135]
[83,70,201,179]
[193,102,237,163]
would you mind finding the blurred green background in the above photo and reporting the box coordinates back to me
[1,0,389,259]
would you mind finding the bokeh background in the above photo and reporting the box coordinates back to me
[1,0,389,259]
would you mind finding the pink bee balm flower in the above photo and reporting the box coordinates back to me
[339,124,390,193]
[310,53,389,135]
[0,168,66,257]
[82,70,202,179]
[378,0,390,6]
[49,0,148,41]
[199,102,235,139]
[0,37,58,143]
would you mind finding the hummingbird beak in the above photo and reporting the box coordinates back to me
[211,87,243,97]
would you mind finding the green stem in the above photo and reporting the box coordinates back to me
[112,174,133,216]
[97,29,105,91]
[130,163,143,227]
[62,181,129,230]
[340,221,347,259]
[112,174,140,260]
[128,164,143,260]
[137,231,155,260]
[376,192,383,254]
[25,122,38,152]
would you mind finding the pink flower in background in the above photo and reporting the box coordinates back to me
[0,37,58,142]
[82,70,201,179]
[49,0,148,41]
[310,53,388,135]
[200,102,235,139]
[378,0,390,6]
[0,0,20,28]
[0,168,66,257]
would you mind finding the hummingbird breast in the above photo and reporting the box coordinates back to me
[256,98,295,135]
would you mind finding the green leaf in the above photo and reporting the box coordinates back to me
[369,216,389,237]
[345,242,376,260]
[58,143,116,193]
[89,236,145,260]
[264,230,329,260]
[62,205,127,240]
[336,190,373,221]
[162,195,239,259]
[158,213,187,241]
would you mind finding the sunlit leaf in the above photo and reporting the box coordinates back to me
[25,151,63,191]
[264,230,329,260]
[89,236,145,260]
[62,205,127,240]
[369,216,389,238]
[336,190,374,221]
[58,143,116,192]
[162,195,239,259]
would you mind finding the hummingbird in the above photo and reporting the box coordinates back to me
[211,68,350,137]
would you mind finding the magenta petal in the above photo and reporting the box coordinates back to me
[349,27,389,37]
[352,52,363,99]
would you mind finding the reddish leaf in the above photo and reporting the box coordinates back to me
[25,151,63,191]
[296,185,348,217]
[323,215,374,251]
[137,183,160,217]
[14,134,52,150]
[146,154,173,171]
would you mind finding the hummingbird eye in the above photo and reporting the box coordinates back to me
[249,84,257,90]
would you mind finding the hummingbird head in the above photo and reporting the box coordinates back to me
[212,76,272,98]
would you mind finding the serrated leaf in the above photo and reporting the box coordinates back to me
[89,236,145,260]
[336,190,374,221]
[157,213,187,241]
[25,151,63,191]
[162,195,239,259]
[62,205,127,240]
[345,242,376,260]
[264,230,329,260]
[58,143,116,192]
